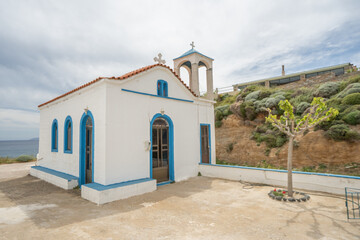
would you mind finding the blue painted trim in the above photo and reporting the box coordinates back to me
[83,178,153,191]
[150,113,175,182]
[157,180,173,186]
[79,110,95,186]
[31,166,78,181]
[199,163,360,180]
[122,88,193,103]
[200,124,211,164]
[63,115,73,154]
[51,119,58,152]
[173,48,214,60]
[157,79,168,97]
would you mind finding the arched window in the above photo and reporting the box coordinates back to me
[157,80,168,97]
[64,116,73,153]
[51,119,58,152]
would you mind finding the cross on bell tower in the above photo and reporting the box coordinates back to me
[173,44,214,100]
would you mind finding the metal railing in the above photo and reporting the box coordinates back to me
[345,187,360,220]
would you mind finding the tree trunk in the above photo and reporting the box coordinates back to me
[287,136,294,197]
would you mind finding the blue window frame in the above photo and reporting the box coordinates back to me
[51,119,58,152]
[157,80,168,97]
[64,116,73,154]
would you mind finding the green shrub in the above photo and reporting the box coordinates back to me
[326,98,342,109]
[215,120,223,128]
[342,93,360,105]
[263,134,277,148]
[259,89,273,99]
[15,155,34,162]
[342,110,360,125]
[215,110,223,121]
[318,163,327,169]
[270,90,293,100]
[215,93,238,107]
[252,128,287,149]
[296,102,311,114]
[240,101,257,120]
[315,82,340,98]
[347,75,360,84]
[264,97,279,108]
[337,83,360,98]
[240,85,260,99]
[275,135,287,147]
[255,125,268,133]
[215,105,232,120]
[339,105,360,118]
[245,105,256,120]
[325,124,360,141]
[226,143,234,153]
[315,120,345,131]
[244,90,261,101]
[301,166,316,172]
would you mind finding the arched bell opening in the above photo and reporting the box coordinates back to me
[179,61,192,88]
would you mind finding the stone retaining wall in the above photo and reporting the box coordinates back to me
[279,71,360,90]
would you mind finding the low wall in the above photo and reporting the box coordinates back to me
[81,178,157,205]
[279,71,360,90]
[199,164,360,195]
[30,166,78,190]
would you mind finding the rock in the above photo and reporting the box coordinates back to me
[275,196,282,201]
[265,130,275,135]
[288,198,295,202]
[244,120,251,126]
[236,94,243,102]
[230,102,242,118]
[301,197,307,202]
[253,118,264,124]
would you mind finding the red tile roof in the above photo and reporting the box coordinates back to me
[38,64,197,108]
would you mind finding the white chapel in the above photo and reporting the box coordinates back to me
[31,45,216,204]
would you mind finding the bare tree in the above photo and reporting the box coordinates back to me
[266,97,338,197]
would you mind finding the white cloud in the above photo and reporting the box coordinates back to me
[0,0,360,139]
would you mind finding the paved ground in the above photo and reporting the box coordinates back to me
[0,163,359,240]
[0,162,34,180]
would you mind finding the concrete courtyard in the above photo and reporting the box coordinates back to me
[0,162,359,240]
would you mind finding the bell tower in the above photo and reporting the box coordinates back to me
[173,42,214,100]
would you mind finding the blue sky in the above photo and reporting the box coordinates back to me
[0,0,360,140]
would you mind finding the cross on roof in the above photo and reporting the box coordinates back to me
[154,53,166,64]
[190,41,195,49]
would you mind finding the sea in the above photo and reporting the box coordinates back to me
[0,139,39,158]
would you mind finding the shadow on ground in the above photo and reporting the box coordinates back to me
[0,175,213,229]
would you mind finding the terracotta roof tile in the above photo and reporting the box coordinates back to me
[38,64,197,108]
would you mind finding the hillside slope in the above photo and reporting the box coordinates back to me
[215,71,360,176]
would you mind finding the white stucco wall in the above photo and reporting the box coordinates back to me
[104,67,215,185]
[37,66,215,187]
[38,81,107,184]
